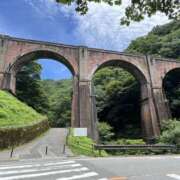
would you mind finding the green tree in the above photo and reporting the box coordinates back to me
[98,122,114,143]
[16,61,49,114]
[126,20,180,58]
[16,61,73,127]
[41,79,73,127]
[159,119,180,145]
[163,69,180,119]
[93,67,141,138]
[56,0,179,25]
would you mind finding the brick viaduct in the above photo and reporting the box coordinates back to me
[0,34,180,142]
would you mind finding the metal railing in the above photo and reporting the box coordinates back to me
[94,144,178,155]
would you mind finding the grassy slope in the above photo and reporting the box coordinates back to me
[0,90,46,128]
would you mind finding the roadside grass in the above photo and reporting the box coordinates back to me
[67,131,108,157]
[0,90,46,128]
[67,133,178,156]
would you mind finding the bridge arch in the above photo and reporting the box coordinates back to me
[8,49,76,76]
[162,67,180,119]
[3,49,78,128]
[163,67,180,81]
[90,59,148,84]
[90,59,158,140]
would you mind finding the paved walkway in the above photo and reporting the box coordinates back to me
[0,128,73,161]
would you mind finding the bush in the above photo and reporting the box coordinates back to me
[97,122,114,143]
[106,138,147,156]
[114,138,145,145]
[159,119,180,146]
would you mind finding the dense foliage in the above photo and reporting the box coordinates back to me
[56,0,179,25]
[97,122,114,143]
[16,61,72,127]
[93,67,141,138]
[127,21,180,59]
[163,69,180,119]
[127,20,180,119]
[16,61,49,114]
[41,79,72,127]
[159,119,180,146]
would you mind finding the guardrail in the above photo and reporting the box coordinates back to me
[94,144,178,155]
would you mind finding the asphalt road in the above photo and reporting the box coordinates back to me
[0,155,180,180]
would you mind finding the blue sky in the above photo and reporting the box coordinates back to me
[0,0,169,80]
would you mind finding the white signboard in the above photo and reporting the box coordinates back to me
[73,128,87,137]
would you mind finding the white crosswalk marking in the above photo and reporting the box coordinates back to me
[0,167,89,180]
[0,160,75,170]
[0,159,104,180]
[167,174,180,179]
[0,164,81,175]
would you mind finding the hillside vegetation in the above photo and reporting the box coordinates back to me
[0,90,46,128]
[0,90,49,149]
[41,79,72,127]
[126,20,180,59]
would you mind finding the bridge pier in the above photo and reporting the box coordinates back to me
[0,72,16,94]
[71,75,80,127]
[152,87,171,123]
[140,86,171,142]
[141,83,161,142]
[78,81,98,141]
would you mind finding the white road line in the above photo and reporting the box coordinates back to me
[56,172,98,180]
[0,164,81,175]
[174,157,180,159]
[0,161,75,170]
[167,174,180,180]
[98,178,108,180]
[0,167,89,180]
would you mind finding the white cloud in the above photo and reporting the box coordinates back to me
[24,0,61,21]
[60,2,169,51]
[25,0,169,51]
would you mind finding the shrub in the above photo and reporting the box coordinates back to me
[159,119,180,146]
[106,138,146,155]
[115,138,145,145]
[97,122,114,143]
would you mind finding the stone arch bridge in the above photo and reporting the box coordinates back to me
[0,34,179,142]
